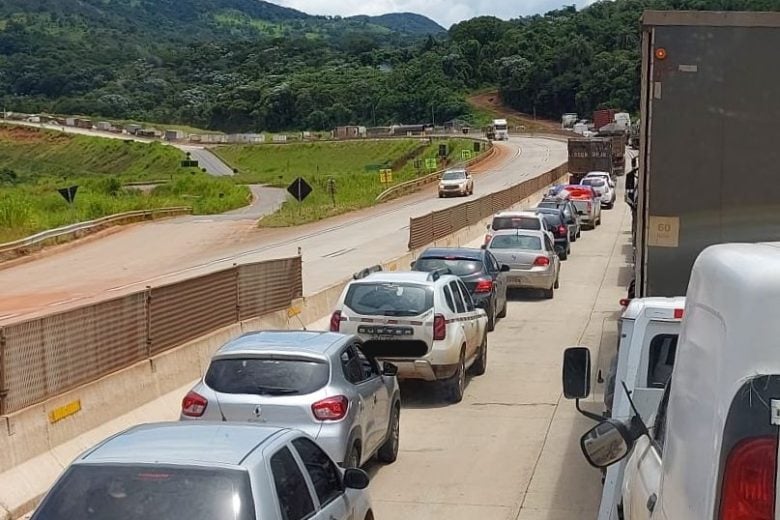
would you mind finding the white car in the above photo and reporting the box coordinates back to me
[484,210,555,246]
[582,172,616,209]
[331,269,488,403]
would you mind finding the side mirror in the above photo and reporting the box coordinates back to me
[382,362,399,377]
[562,347,591,399]
[480,244,487,250]
[580,419,635,468]
[500,264,510,272]
[343,468,370,489]
[410,261,416,269]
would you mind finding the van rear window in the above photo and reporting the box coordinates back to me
[345,282,433,317]
[206,358,329,395]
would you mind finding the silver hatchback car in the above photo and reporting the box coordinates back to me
[486,229,561,299]
[181,330,401,469]
[30,422,374,520]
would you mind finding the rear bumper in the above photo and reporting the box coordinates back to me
[375,340,462,382]
[315,423,351,464]
[507,268,555,289]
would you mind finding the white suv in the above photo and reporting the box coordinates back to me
[330,269,488,403]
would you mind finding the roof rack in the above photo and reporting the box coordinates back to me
[353,264,383,280]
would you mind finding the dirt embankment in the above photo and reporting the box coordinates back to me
[468,91,571,136]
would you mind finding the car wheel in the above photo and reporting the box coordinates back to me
[444,349,466,403]
[544,286,555,299]
[559,250,568,261]
[577,229,582,238]
[470,334,487,376]
[486,302,495,332]
[570,233,577,243]
[345,443,361,469]
[377,403,400,463]
[497,299,507,318]
[554,276,560,289]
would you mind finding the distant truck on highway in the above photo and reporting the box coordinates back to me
[492,119,509,140]
[633,9,780,298]
[567,137,613,183]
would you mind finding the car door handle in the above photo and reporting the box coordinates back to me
[373,395,377,404]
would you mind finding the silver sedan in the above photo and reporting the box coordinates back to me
[181,330,401,469]
[485,229,561,299]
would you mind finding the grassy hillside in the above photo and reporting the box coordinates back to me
[216,138,483,225]
[0,126,248,242]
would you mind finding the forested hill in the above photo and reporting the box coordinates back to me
[0,0,777,132]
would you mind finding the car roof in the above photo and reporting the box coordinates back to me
[622,297,687,321]
[419,247,484,260]
[490,229,547,238]
[361,271,436,284]
[535,206,563,214]
[216,330,347,357]
[585,171,611,177]
[444,168,467,174]
[78,422,288,466]
[493,210,540,218]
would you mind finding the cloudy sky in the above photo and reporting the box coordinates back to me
[275,0,595,28]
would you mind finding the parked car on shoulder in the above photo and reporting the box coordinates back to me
[30,422,374,520]
[537,196,581,242]
[485,210,555,245]
[331,269,489,403]
[181,330,400,470]
[411,247,509,332]
[485,229,561,299]
[534,207,572,260]
[438,168,473,197]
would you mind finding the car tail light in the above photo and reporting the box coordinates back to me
[474,279,493,293]
[484,234,492,245]
[312,396,349,421]
[182,391,207,417]
[558,225,567,235]
[433,314,446,341]
[620,298,631,307]
[719,436,778,520]
[533,256,550,267]
[329,311,342,332]
[674,308,684,319]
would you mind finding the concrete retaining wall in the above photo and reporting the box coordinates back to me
[0,170,565,519]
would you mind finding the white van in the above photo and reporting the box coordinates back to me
[564,242,780,519]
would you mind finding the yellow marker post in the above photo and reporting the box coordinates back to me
[49,400,81,424]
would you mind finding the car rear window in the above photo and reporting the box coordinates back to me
[345,282,433,317]
[415,257,483,276]
[33,465,255,520]
[489,235,542,250]
[206,357,329,395]
[582,178,606,187]
[491,216,541,231]
[541,213,563,226]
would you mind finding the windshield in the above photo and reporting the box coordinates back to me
[489,235,542,250]
[206,357,329,395]
[33,465,255,520]
[345,282,433,316]
[442,171,466,181]
[491,216,541,231]
[414,257,483,276]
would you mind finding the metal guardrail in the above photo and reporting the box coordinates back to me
[0,256,303,414]
[0,207,193,261]
[376,141,495,202]
[407,163,569,250]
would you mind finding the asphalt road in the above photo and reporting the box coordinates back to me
[0,136,567,323]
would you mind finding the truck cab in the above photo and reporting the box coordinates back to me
[492,119,509,141]
[566,242,780,519]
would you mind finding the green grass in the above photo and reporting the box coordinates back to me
[214,138,484,227]
[0,126,248,242]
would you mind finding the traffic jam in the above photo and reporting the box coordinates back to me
[26,166,616,520]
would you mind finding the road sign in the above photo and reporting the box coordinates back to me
[181,160,199,168]
[57,185,78,204]
[461,150,473,160]
[379,169,393,184]
[438,144,447,157]
[473,141,481,153]
[287,177,312,202]
[425,158,437,170]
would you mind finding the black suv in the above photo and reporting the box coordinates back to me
[536,197,581,242]
[412,247,509,331]
[535,207,572,260]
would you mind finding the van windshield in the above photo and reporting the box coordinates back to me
[345,282,433,317]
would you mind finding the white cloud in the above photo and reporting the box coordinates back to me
[274,0,595,28]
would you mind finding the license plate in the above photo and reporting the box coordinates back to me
[358,325,414,337]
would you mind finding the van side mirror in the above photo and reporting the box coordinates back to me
[580,419,634,468]
[500,264,510,272]
[343,468,370,489]
[562,347,591,399]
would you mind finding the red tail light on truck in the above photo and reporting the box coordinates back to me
[719,436,778,520]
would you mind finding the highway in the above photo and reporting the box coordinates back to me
[0,136,567,323]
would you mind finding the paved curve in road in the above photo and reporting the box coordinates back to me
[0,136,566,322]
